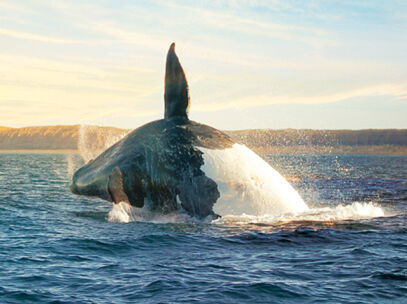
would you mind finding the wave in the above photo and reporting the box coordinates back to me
[77,127,389,227]
[107,201,388,225]
[214,202,387,225]
[107,202,211,224]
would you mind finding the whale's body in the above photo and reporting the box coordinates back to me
[71,43,308,218]
[71,118,234,218]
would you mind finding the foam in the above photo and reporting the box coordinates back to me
[199,144,309,217]
[107,201,387,225]
[92,136,386,226]
[107,202,210,224]
[214,202,386,225]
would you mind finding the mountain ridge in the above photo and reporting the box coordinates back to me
[1,125,406,154]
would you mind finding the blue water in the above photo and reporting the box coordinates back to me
[0,153,406,303]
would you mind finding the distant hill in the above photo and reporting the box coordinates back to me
[0,125,79,150]
[226,129,407,154]
[1,125,406,154]
[0,125,127,150]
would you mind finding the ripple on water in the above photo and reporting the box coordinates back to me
[0,153,406,303]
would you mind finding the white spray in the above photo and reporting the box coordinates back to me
[84,134,385,224]
[198,144,385,225]
[78,125,129,163]
[199,144,309,217]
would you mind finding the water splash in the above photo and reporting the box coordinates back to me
[66,154,76,177]
[107,202,140,223]
[107,202,206,224]
[92,135,386,225]
[199,144,309,217]
[64,125,128,180]
[106,144,310,223]
[107,201,387,225]
[214,202,387,225]
[106,144,388,225]
[78,125,129,162]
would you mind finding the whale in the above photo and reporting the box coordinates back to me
[70,43,308,219]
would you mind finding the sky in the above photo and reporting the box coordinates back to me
[1,0,407,130]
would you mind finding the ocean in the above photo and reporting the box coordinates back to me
[0,152,406,303]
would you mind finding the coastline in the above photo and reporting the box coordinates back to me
[2,145,406,155]
[250,145,407,155]
[0,149,78,154]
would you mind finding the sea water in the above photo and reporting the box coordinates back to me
[0,152,406,303]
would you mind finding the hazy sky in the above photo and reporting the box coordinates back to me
[1,0,406,130]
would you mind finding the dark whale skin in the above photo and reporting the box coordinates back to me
[71,43,236,218]
[71,117,234,218]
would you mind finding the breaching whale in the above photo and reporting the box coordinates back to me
[71,43,308,219]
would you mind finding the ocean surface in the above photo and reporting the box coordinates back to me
[0,152,406,303]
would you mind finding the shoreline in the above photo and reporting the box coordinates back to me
[0,149,78,154]
[249,145,407,155]
[1,145,407,155]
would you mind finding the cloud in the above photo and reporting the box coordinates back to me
[0,52,162,127]
[0,0,406,129]
[0,28,88,44]
[0,1,32,13]
[0,52,160,93]
[164,2,338,47]
[194,83,407,112]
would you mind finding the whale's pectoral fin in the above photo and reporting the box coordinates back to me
[108,167,129,204]
[108,167,145,208]
[164,43,190,120]
[178,175,220,218]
